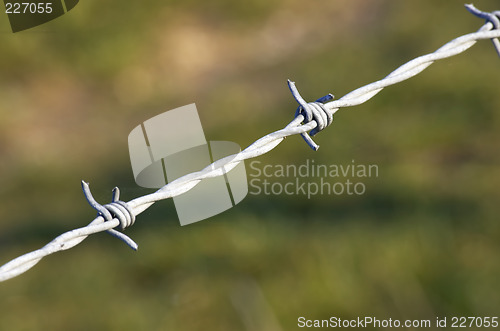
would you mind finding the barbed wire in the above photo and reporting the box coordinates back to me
[1,4,498,282]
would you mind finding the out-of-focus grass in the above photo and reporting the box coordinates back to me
[0,0,500,330]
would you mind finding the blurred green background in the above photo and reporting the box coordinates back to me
[1,0,500,330]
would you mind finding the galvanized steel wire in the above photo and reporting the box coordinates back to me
[1,5,499,282]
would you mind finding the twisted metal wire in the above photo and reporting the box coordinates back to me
[1,5,499,282]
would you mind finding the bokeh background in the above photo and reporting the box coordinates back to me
[1,0,499,330]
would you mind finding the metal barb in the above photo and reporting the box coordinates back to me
[287,80,334,151]
[81,181,138,251]
[465,4,500,57]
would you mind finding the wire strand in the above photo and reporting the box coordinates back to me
[1,5,499,282]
